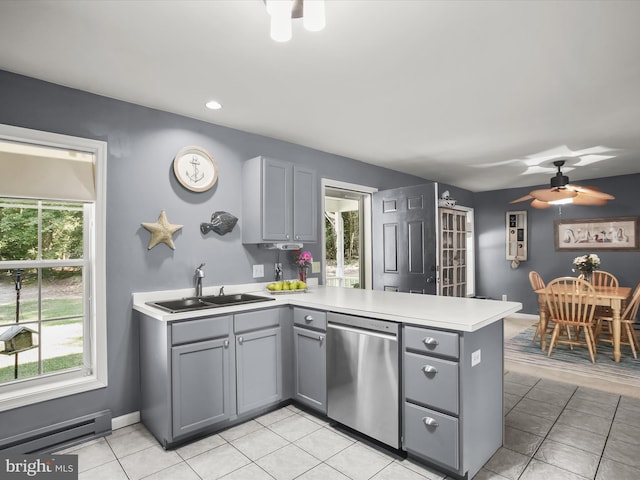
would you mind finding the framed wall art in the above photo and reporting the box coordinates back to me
[554,216,639,251]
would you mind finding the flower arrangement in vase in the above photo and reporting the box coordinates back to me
[294,250,312,282]
[572,253,600,282]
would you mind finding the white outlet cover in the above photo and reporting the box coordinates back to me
[471,349,481,367]
[253,264,264,278]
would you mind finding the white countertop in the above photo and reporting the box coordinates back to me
[133,284,522,332]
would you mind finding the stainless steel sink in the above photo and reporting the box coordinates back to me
[148,293,273,313]
[201,293,275,306]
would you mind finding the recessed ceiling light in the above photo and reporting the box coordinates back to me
[205,100,222,110]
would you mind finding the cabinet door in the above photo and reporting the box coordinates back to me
[293,326,326,413]
[292,166,317,242]
[263,158,291,241]
[236,327,283,414]
[171,337,233,438]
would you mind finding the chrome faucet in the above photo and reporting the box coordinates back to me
[218,286,225,296]
[195,263,205,297]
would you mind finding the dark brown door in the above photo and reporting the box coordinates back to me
[372,183,437,294]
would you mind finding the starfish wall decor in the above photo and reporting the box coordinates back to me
[142,210,183,250]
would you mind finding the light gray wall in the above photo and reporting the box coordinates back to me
[0,70,427,435]
[474,173,640,314]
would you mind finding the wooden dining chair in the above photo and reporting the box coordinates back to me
[589,270,619,317]
[545,276,598,363]
[529,271,553,345]
[590,270,619,288]
[594,281,640,359]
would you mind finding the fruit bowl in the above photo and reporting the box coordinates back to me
[266,280,308,294]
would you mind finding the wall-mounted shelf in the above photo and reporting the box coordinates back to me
[506,211,527,261]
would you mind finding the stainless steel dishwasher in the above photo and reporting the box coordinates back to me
[327,312,400,449]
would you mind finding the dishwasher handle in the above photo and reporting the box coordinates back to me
[327,322,398,341]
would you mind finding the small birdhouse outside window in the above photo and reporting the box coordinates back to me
[0,325,38,355]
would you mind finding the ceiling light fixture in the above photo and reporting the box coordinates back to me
[509,160,614,209]
[205,100,222,110]
[265,0,326,43]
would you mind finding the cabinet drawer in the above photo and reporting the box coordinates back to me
[404,352,458,415]
[404,326,459,359]
[235,308,280,334]
[171,315,231,345]
[404,402,459,471]
[293,307,327,331]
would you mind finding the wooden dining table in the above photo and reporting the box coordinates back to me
[535,285,631,362]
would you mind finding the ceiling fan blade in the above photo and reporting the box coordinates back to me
[509,194,534,204]
[566,184,615,200]
[531,199,552,209]
[572,194,609,206]
[530,188,577,202]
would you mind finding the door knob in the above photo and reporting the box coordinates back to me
[238,337,244,345]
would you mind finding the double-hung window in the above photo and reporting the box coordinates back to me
[0,124,107,412]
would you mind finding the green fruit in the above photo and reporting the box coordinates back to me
[282,282,290,290]
[298,281,307,290]
[267,283,276,291]
[272,282,282,291]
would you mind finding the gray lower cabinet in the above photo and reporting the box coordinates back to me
[292,307,327,413]
[236,327,283,414]
[235,309,283,415]
[171,337,233,437]
[139,308,286,448]
[293,327,326,412]
[402,321,504,479]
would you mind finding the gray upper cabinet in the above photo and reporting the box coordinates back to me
[242,156,317,243]
[292,166,317,242]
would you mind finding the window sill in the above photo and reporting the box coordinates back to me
[0,374,107,413]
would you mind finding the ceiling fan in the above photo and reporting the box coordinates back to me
[509,160,615,209]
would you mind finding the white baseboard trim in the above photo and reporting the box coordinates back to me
[505,312,538,321]
[112,411,140,430]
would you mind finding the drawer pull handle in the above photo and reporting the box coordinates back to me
[422,365,438,374]
[423,417,439,428]
[423,337,439,346]
[238,336,244,345]
[304,315,313,322]
[318,335,324,345]
[223,340,229,348]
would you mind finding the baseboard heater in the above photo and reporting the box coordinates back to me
[0,410,111,454]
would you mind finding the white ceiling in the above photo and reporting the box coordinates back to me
[1,0,640,192]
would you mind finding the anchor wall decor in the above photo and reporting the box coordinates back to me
[173,146,218,192]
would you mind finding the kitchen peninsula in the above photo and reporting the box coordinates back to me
[133,285,521,479]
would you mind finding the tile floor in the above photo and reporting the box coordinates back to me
[59,374,640,480]
[56,315,640,480]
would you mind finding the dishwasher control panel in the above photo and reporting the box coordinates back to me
[327,312,399,336]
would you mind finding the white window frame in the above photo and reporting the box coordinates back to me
[321,179,377,290]
[0,124,107,412]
